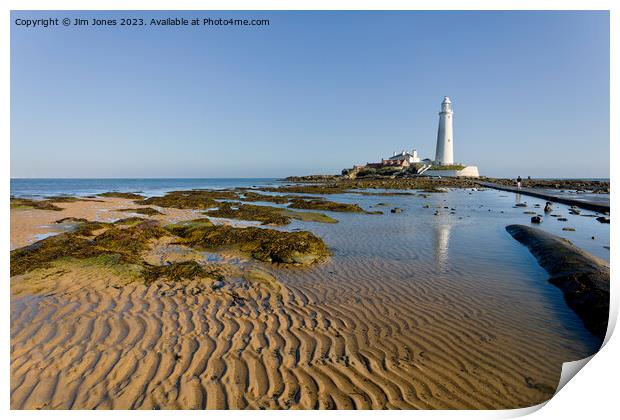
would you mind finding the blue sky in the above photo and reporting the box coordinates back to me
[11,11,609,178]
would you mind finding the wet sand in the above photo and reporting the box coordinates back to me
[10,195,601,409]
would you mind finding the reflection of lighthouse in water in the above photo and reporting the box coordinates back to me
[433,222,452,271]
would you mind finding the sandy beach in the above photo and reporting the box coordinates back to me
[10,186,606,409]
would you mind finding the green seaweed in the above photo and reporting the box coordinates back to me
[135,190,223,209]
[205,203,291,225]
[142,261,221,285]
[98,192,145,199]
[93,220,170,260]
[10,198,63,211]
[169,221,329,264]
[239,191,292,204]
[288,198,365,213]
[117,207,163,216]
[11,233,107,276]
[205,202,338,225]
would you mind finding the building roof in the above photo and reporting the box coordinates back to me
[387,152,414,161]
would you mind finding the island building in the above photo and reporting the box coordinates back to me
[343,96,480,178]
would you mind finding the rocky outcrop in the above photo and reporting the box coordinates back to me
[506,224,609,340]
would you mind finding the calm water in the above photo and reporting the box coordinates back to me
[270,187,607,386]
[10,178,279,198]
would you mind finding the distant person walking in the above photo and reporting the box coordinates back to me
[516,176,522,189]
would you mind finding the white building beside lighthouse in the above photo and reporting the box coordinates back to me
[434,96,454,165]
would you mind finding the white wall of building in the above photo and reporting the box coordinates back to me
[425,166,480,178]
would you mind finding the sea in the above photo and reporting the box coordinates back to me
[10,178,280,199]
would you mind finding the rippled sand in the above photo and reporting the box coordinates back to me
[10,192,602,409]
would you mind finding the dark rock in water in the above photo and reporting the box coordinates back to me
[569,210,581,215]
[515,203,527,207]
[55,217,89,224]
[592,236,596,240]
[531,216,543,224]
[524,211,536,215]
[557,218,568,222]
[596,216,610,224]
[534,204,541,208]
[505,224,609,340]
[390,207,403,213]
[549,214,561,218]
[544,202,553,213]
[562,227,576,231]
[423,204,430,208]
[434,211,440,216]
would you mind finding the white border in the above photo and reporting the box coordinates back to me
[2,1,617,419]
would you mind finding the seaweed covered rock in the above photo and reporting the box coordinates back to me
[135,190,229,209]
[262,184,350,195]
[288,198,365,213]
[10,198,63,211]
[506,224,609,340]
[205,202,291,225]
[205,202,339,225]
[169,220,329,264]
[11,219,170,276]
[142,261,222,285]
[239,191,291,204]
[117,207,163,216]
[10,233,104,276]
[98,192,145,199]
[272,176,481,191]
[93,220,170,260]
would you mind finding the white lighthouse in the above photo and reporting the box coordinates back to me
[434,96,454,165]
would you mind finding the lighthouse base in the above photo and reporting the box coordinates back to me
[425,165,480,178]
